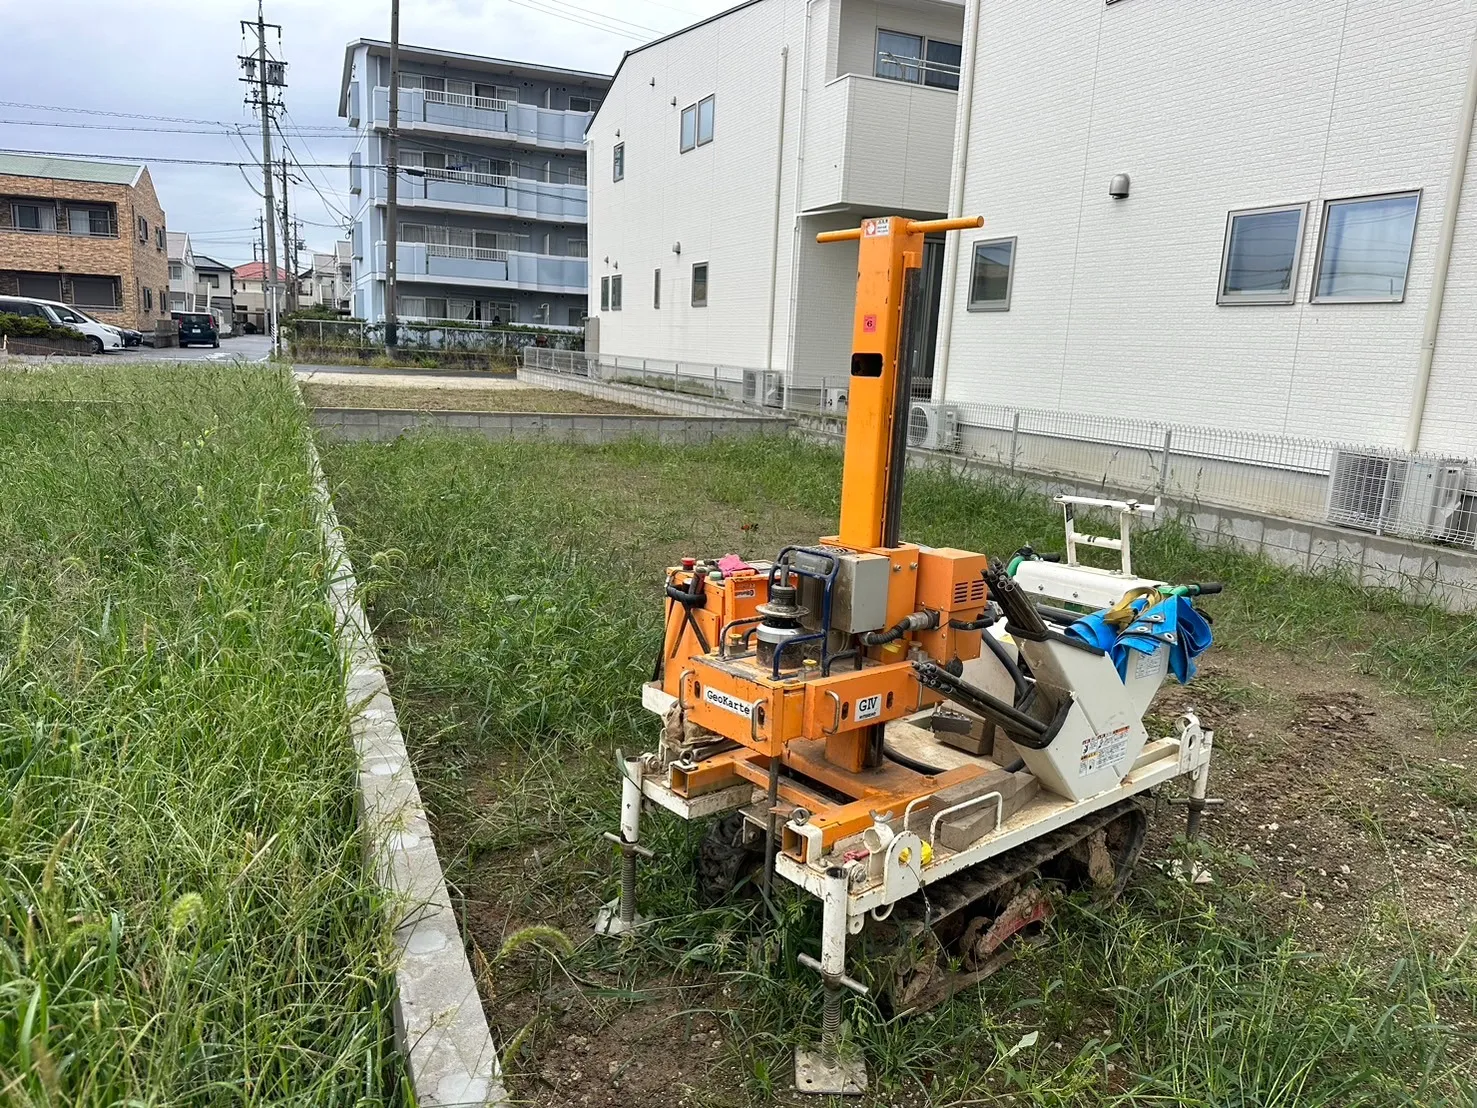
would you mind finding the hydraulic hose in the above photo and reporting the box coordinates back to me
[861,609,938,647]
[981,628,1031,705]
[883,742,948,776]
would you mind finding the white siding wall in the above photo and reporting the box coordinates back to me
[588,0,804,369]
[940,0,1477,458]
[588,0,964,374]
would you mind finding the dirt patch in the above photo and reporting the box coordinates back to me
[1152,649,1477,954]
[301,381,652,415]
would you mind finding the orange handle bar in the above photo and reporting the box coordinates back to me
[816,214,983,244]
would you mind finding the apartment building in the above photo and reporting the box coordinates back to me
[934,0,1477,462]
[587,0,964,390]
[193,254,237,325]
[339,39,609,329]
[0,153,171,332]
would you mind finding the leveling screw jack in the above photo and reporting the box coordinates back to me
[595,754,654,937]
[794,866,869,1096]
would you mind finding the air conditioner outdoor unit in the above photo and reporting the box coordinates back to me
[1326,450,1468,543]
[907,402,959,451]
[742,369,784,409]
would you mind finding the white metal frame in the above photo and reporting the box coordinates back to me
[1216,201,1308,306]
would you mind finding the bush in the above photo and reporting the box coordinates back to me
[0,311,78,342]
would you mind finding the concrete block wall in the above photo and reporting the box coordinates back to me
[312,404,791,444]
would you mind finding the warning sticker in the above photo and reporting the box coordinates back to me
[855,693,883,721]
[1131,648,1163,682]
[1080,725,1131,777]
[704,687,752,719]
[862,314,877,333]
[863,217,891,237]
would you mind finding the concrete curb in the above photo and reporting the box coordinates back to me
[307,440,506,1108]
[310,405,791,444]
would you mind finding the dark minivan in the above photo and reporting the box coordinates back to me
[173,311,219,348]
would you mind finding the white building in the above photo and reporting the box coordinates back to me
[339,40,609,329]
[301,241,353,314]
[586,0,965,391]
[934,0,1477,464]
[166,231,196,311]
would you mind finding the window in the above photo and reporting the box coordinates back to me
[924,40,962,89]
[600,275,610,311]
[143,286,153,311]
[613,142,625,182]
[876,30,923,82]
[876,29,961,88]
[67,207,112,236]
[399,295,425,317]
[1218,203,1306,305]
[680,104,696,152]
[419,76,445,94]
[967,237,1016,311]
[697,95,715,145]
[567,239,587,258]
[72,277,119,308]
[423,296,448,318]
[691,262,708,307]
[203,273,220,288]
[568,306,584,327]
[611,274,623,310]
[18,275,62,299]
[137,215,148,242]
[170,263,183,280]
[653,267,661,309]
[570,95,598,113]
[1312,191,1421,303]
[156,227,165,250]
[12,203,55,232]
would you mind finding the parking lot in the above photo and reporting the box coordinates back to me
[110,333,273,362]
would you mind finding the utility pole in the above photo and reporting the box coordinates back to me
[280,157,298,313]
[384,0,402,347]
[240,2,286,346]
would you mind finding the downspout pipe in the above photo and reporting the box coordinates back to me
[1405,23,1477,452]
[765,46,791,374]
[784,0,821,385]
[930,0,982,404]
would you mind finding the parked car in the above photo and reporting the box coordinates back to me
[0,296,123,353]
[117,327,143,347]
[209,308,234,338]
[173,310,219,348]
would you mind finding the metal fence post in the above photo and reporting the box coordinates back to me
[1158,428,1174,498]
[712,364,719,399]
[673,360,681,391]
[1008,411,1021,475]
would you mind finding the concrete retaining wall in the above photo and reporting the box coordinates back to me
[312,406,790,444]
[517,364,758,420]
[308,442,506,1108]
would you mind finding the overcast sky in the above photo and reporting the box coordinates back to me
[0,0,725,268]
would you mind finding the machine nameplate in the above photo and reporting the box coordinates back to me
[855,694,883,722]
[1080,725,1130,776]
[734,587,756,599]
[704,686,753,718]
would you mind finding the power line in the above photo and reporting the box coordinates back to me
[531,0,660,35]
[0,118,346,136]
[498,0,652,40]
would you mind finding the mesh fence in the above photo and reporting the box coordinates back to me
[521,347,1477,549]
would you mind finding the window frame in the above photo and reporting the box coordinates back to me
[600,275,610,312]
[680,103,697,152]
[612,141,625,182]
[876,28,962,88]
[696,95,715,146]
[610,273,623,311]
[1216,202,1309,307]
[691,262,708,307]
[653,267,661,309]
[965,236,1017,312]
[1310,189,1422,305]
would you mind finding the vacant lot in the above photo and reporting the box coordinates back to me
[300,379,651,415]
[0,365,398,1105]
[325,433,1477,1107]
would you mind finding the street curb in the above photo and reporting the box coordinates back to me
[307,439,507,1107]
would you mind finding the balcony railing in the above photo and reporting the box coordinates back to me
[419,166,510,190]
[4,224,118,239]
[423,88,511,113]
[425,242,509,262]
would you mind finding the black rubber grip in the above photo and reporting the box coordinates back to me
[1195,582,1224,595]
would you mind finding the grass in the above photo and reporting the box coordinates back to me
[299,381,651,415]
[324,433,1476,1106]
[0,364,398,1105]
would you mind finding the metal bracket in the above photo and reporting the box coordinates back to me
[794,1048,867,1097]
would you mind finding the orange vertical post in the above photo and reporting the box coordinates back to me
[818,215,982,551]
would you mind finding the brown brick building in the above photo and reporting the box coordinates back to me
[0,153,172,332]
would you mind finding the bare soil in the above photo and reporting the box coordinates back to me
[300,381,651,415]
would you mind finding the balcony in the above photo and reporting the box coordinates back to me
[800,74,956,214]
[363,165,586,221]
[370,86,591,148]
[371,241,586,293]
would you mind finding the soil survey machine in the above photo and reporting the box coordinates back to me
[600,214,1222,1094]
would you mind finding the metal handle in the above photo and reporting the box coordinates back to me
[602,830,655,859]
[749,698,766,743]
[825,690,842,732]
[796,952,869,995]
[676,668,694,710]
[909,215,984,235]
[928,791,1003,845]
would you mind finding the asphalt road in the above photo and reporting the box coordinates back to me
[110,333,273,362]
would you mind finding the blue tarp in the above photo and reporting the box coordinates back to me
[1064,595,1213,684]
